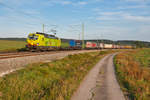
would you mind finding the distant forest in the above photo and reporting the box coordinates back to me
[0,38,150,48]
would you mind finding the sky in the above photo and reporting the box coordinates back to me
[0,0,150,41]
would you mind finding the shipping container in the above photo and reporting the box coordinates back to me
[117,45,120,49]
[86,42,98,48]
[104,44,113,49]
[69,40,76,47]
[120,45,125,49]
[99,43,104,49]
[113,45,118,49]
[124,45,132,49]
[75,40,82,47]
[86,42,92,48]
[92,42,97,48]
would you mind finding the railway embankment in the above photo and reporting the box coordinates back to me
[0,50,115,100]
[0,50,99,77]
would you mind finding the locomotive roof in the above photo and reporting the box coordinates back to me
[36,32,58,39]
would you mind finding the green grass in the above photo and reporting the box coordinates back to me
[114,49,150,100]
[0,40,26,52]
[132,48,150,68]
[0,50,114,100]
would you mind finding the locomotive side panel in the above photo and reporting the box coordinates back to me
[27,32,61,50]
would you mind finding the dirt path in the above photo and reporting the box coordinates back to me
[71,53,125,100]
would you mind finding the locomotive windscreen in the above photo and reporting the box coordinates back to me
[28,34,38,40]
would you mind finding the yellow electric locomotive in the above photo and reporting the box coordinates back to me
[26,32,61,51]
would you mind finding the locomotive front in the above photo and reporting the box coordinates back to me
[26,33,39,50]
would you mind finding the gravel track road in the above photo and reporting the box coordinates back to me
[0,50,99,77]
[71,53,125,100]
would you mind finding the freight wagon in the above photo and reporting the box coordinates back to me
[99,43,104,49]
[113,45,120,49]
[68,40,82,50]
[75,40,82,49]
[86,42,97,49]
[104,44,113,49]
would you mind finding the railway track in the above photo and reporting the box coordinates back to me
[0,49,102,60]
[0,51,65,60]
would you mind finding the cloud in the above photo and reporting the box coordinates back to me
[45,0,88,6]
[96,11,123,20]
[77,1,88,5]
[124,0,148,2]
[117,5,148,9]
[96,16,118,20]
[96,10,150,22]
[61,1,72,5]
[125,0,142,1]
[53,0,72,5]
[91,0,104,2]
[99,11,123,16]
[123,14,150,21]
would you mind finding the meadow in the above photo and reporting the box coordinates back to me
[0,50,115,100]
[114,49,150,100]
[0,40,26,52]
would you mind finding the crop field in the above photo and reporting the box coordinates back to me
[0,40,26,52]
[0,50,115,100]
[114,48,150,100]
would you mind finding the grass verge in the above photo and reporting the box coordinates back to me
[0,50,114,100]
[114,49,150,100]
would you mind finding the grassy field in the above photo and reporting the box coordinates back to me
[114,49,150,100]
[0,40,26,52]
[0,50,115,100]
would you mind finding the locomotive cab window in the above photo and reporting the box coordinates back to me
[28,35,34,40]
[34,36,38,40]
[28,35,38,40]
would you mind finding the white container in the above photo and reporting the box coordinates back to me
[99,43,104,49]
[104,44,113,49]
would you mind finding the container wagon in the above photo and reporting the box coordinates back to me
[86,42,97,49]
[104,44,113,49]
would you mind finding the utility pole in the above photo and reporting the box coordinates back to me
[101,33,104,49]
[82,22,85,49]
[42,24,45,33]
[79,33,80,40]
[97,35,100,49]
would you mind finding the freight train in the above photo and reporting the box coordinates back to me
[26,32,134,51]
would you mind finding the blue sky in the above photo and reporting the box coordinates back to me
[0,0,150,41]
